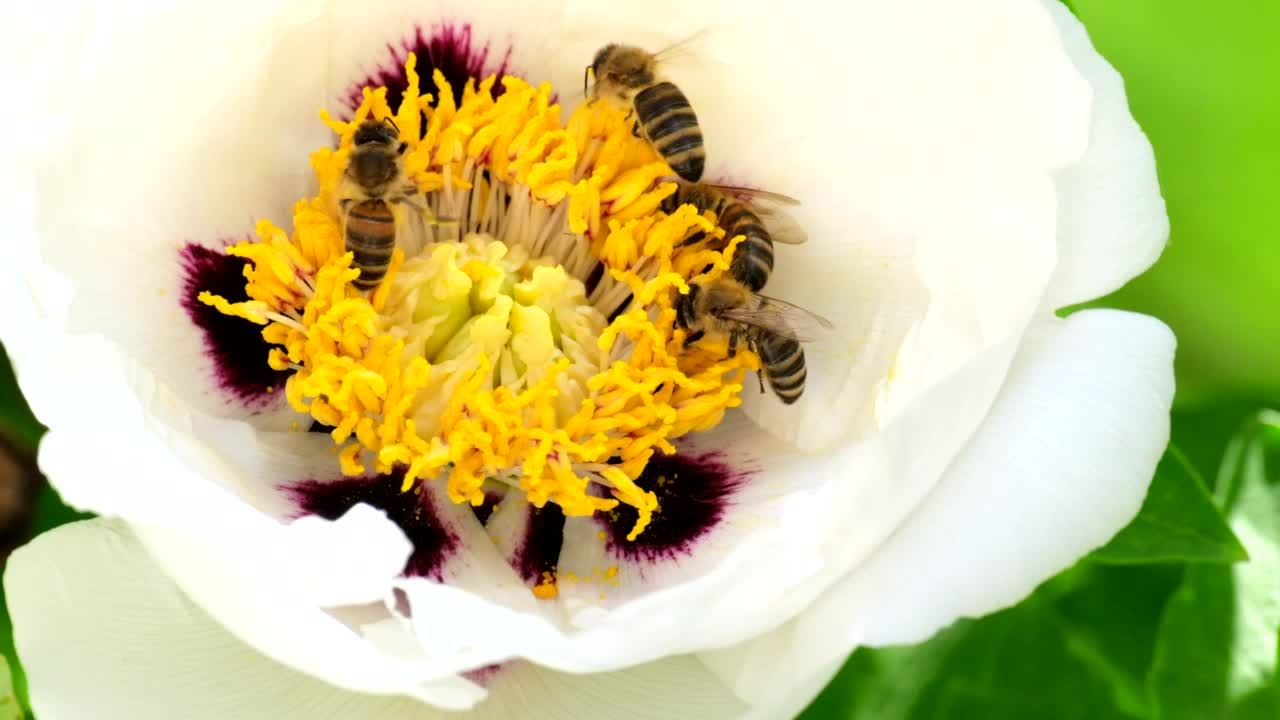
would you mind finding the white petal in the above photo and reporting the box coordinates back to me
[474,657,745,720]
[738,660,844,720]
[2,327,474,704]
[131,517,484,705]
[286,504,413,607]
[0,2,103,162]
[550,0,1091,450]
[701,309,1175,702]
[8,0,331,421]
[9,519,744,720]
[1039,0,1169,309]
[6,518,480,720]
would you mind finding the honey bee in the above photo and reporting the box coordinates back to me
[337,117,443,291]
[587,43,705,183]
[664,183,807,292]
[674,278,832,405]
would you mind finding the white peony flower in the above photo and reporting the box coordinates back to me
[0,0,1174,718]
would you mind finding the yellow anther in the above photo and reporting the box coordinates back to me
[339,443,366,476]
[532,577,559,599]
[395,53,424,145]
[267,348,291,371]
[197,292,269,325]
[202,55,761,543]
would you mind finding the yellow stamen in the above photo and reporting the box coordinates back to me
[201,54,759,551]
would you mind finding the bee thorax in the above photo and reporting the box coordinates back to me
[350,150,400,194]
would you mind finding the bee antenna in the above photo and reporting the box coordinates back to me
[653,28,711,62]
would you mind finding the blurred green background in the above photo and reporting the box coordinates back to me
[1,1,1279,718]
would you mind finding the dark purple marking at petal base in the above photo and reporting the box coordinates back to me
[287,469,458,581]
[470,490,506,526]
[512,504,566,585]
[345,23,514,116]
[463,662,506,687]
[179,243,289,405]
[601,450,751,562]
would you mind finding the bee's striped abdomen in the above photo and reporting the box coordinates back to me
[721,202,774,291]
[756,332,806,405]
[345,200,396,290]
[633,81,705,182]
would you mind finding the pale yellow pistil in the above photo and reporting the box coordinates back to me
[199,54,758,545]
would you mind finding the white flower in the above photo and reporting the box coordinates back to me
[0,0,1173,718]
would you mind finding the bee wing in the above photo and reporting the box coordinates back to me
[753,206,808,245]
[696,183,802,207]
[696,183,808,245]
[717,295,834,342]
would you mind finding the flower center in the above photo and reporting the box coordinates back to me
[198,55,758,549]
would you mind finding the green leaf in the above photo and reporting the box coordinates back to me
[1214,412,1280,514]
[0,345,42,451]
[798,623,970,720]
[798,567,1181,720]
[1092,447,1247,565]
[1148,564,1235,720]
[1170,402,1272,496]
[1148,412,1280,719]
[1054,564,1184,718]
[0,343,62,717]
[0,655,24,720]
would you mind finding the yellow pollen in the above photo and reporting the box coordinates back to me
[200,53,758,542]
[532,575,559,600]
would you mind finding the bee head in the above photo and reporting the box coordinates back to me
[674,284,701,331]
[353,118,402,148]
[589,44,619,85]
[594,44,655,92]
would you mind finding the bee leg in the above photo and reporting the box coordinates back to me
[398,196,425,213]
[682,329,705,350]
[727,330,742,358]
[756,370,766,394]
[676,230,707,248]
[339,198,354,212]
[622,108,643,138]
